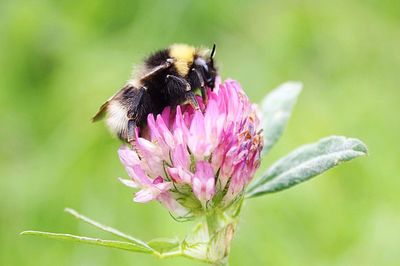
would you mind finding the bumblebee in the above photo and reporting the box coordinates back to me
[93,44,217,144]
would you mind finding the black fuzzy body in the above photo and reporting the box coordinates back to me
[134,47,216,129]
[93,45,218,142]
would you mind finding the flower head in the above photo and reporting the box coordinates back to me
[119,80,263,217]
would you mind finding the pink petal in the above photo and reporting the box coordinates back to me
[171,144,189,169]
[135,137,165,177]
[173,106,189,144]
[192,161,215,202]
[167,167,192,184]
[118,177,138,188]
[118,145,140,167]
[157,192,188,217]
[156,114,175,148]
[134,189,157,203]
[134,178,172,203]
[188,111,212,159]
[147,114,163,143]
[130,165,152,186]
[161,106,171,125]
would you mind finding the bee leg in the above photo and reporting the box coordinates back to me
[125,87,150,146]
[140,58,174,82]
[166,75,191,91]
[185,91,200,111]
[191,68,207,105]
[165,74,199,110]
[127,119,137,146]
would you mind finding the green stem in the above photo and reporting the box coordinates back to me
[202,210,238,266]
[206,212,219,238]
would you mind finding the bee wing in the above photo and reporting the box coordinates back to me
[92,101,109,122]
[91,85,131,122]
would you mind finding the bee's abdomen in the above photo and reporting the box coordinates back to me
[106,100,129,140]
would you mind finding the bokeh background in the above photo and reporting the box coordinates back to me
[1,0,399,265]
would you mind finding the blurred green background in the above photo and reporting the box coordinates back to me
[1,0,399,265]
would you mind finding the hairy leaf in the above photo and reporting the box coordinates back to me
[20,231,153,253]
[64,208,151,249]
[247,136,367,197]
[261,81,302,156]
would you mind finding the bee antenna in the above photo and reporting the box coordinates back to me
[210,44,216,59]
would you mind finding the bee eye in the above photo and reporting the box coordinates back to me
[194,57,214,86]
[195,58,208,71]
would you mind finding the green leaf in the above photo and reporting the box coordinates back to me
[261,81,302,156]
[147,238,181,253]
[64,208,151,250]
[20,231,153,253]
[247,136,367,198]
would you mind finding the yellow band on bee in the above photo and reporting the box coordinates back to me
[169,44,195,76]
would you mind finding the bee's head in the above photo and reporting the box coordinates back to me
[194,44,217,89]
